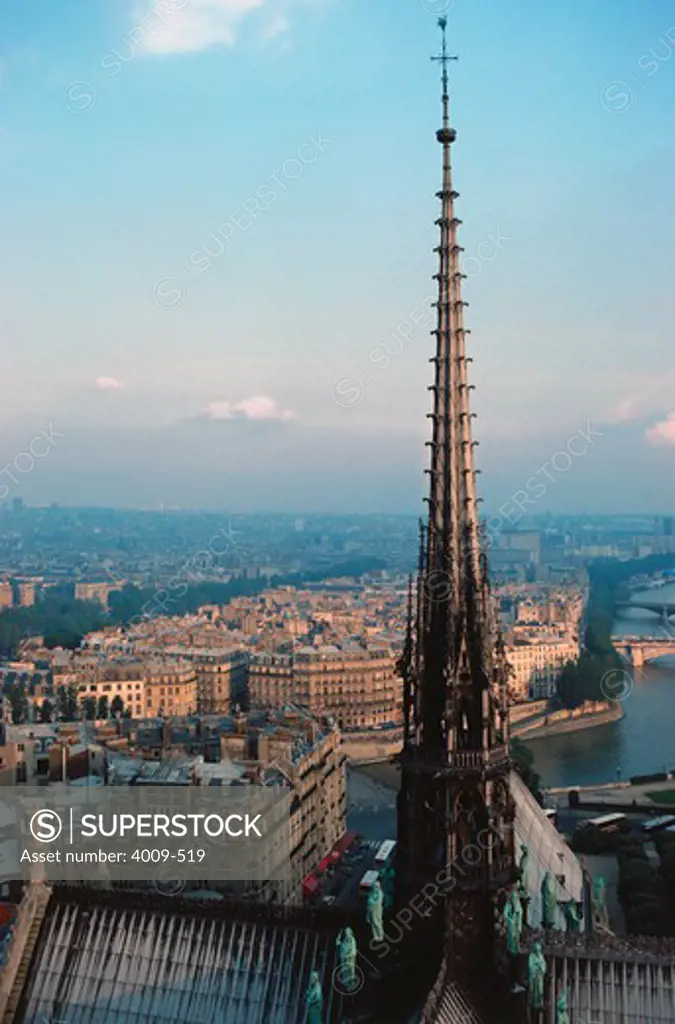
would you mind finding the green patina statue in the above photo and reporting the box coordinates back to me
[594,875,610,929]
[518,842,529,895]
[503,887,523,956]
[306,970,323,1024]
[541,870,557,929]
[555,988,570,1024]
[561,899,583,933]
[366,878,385,943]
[527,941,547,1010]
[336,926,358,992]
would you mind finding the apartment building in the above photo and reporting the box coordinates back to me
[506,637,579,700]
[74,581,119,607]
[144,663,198,718]
[249,641,402,729]
[74,659,197,719]
[219,711,347,901]
[159,647,248,713]
[75,660,146,717]
[16,582,36,607]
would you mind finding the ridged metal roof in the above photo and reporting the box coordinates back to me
[433,983,484,1024]
[20,901,346,1024]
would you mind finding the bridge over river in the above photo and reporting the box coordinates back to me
[612,636,675,668]
[615,598,675,621]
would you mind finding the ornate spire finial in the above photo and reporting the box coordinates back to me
[431,16,457,113]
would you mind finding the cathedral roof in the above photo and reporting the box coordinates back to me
[21,894,348,1024]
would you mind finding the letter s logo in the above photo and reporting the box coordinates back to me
[30,809,63,843]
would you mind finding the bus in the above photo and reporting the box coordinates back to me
[359,870,380,893]
[584,813,627,834]
[641,815,675,835]
[374,840,397,865]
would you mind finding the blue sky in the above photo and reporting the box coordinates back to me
[1,0,675,513]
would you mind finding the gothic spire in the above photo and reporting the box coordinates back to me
[395,17,515,975]
[427,15,482,620]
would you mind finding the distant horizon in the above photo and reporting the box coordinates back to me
[2,502,672,521]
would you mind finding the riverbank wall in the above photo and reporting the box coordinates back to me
[343,701,623,763]
[509,699,549,725]
[341,729,402,764]
[513,700,623,741]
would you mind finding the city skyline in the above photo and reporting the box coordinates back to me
[2,0,675,513]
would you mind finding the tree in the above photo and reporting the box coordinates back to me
[66,684,79,720]
[110,695,125,718]
[39,699,54,723]
[0,621,22,660]
[556,660,583,709]
[44,630,83,650]
[5,683,28,725]
[0,594,106,659]
[108,584,149,627]
[81,697,96,721]
[56,684,79,721]
[556,649,615,710]
[96,695,109,720]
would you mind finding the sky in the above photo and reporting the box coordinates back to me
[1,0,674,514]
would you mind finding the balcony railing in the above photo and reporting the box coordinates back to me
[404,744,510,773]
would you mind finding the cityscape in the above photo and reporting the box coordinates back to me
[1,3,675,1023]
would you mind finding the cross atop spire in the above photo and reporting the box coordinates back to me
[430,16,457,107]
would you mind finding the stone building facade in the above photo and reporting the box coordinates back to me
[74,659,198,718]
[505,637,578,700]
[249,642,402,730]
[219,712,347,901]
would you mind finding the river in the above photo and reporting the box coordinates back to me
[528,581,675,788]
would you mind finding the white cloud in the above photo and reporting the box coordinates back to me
[646,412,675,448]
[262,13,289,41]
[206,400,235,420]
[135,0,303,55]
[205,395,296,421]
[94,376,122,391]
[605,373,675,424]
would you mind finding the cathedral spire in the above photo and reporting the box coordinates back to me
[396,18,515,973]
[427,16,482,628]
[413,17,495,762]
